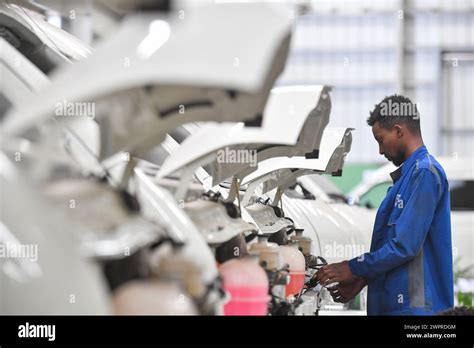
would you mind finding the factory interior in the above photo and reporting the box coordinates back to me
[0,0,473,345]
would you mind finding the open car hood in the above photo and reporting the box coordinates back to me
[240,128,353,201]
[157,86,331,186]
[0,37,50,114]
[210,86,331,185]
[239,128,352,236]
[2,3,293,162]
[0,3,91,71]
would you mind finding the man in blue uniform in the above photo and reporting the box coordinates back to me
[315,94,454,315]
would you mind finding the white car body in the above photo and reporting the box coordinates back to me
[0,153,111,314]
[157,87,367,267]
[157,86,368,315]
[157,123,363,315]
[1,2,299,315]
[239,128,369,264]
[296,175,375,250]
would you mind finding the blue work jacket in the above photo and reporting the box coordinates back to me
[349,145,454,315]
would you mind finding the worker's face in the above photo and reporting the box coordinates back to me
[372,122,405,166]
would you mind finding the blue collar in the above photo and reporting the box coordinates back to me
[390,145,428,183]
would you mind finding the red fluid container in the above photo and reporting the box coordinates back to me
[279,242,306,297]
[220,256,269,316]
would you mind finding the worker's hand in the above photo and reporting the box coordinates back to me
[314,260,353,286]
[328,277,367,303]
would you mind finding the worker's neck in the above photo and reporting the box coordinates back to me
[403,138,424,162]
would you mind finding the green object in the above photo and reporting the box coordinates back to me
[348,293,361,310]
[328,163,388,208]
[328,163,380,195]
[457,292,473,308]
[359,182,392,209]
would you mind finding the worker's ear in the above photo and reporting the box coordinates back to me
[393,124,403,138]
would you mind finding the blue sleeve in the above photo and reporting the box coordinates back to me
[348,168,441,280]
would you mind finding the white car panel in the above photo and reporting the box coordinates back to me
[133,168,219,284]
[2,3,293,151]
[0,3,91,65]
[0,153,110,314]
[157,86,331,185]
[241,127,352,189]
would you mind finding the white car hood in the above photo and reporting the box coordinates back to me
[211,85,331,185]
[0,3,91,67]
[157,86,331,186]
[0,38,50,108]
[241,128,353,194]
[2,3,293,161]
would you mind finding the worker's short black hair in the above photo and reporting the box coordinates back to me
[367,94,421,135]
